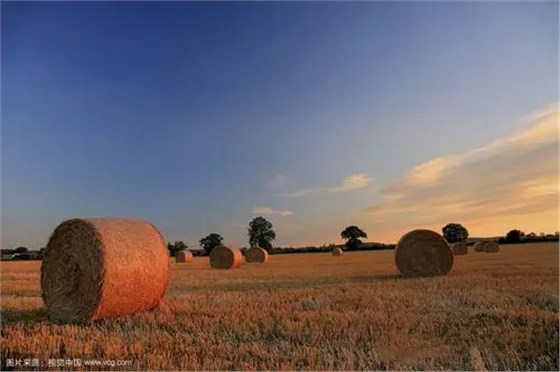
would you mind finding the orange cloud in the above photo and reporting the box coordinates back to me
[252,206,293,217]
[327,173,371,192]
[275,173,371,197]
[365,104,559,241]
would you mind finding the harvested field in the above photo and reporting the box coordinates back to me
[1,243,558,370]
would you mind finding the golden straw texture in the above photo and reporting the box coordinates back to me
[210,245,243,269]
[395,229,454,277]
[245,247,269,263]
[41,218,169,324]
[175,250,193,263]
[451,241,468,256]
[332,247,343,256]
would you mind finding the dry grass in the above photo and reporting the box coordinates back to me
[1,243,558,370]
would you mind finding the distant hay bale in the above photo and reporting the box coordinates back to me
[245,247,269,263]
[41,218,169,324]
[484,241,500,253]
[451,241,468,255]
[395,229,454,277]
[473,242,486,252]
[332,247,343,256]
[175,250,193,263]
[210,245,243,269]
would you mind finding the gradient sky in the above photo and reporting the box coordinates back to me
[2,1,558,249]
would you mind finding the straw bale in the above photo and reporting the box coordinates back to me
[484,241,500,253]
[395,229,454,277]
[473,242,486,252]
[245,247,269,263]
[175,250,193,263]
[210,244,243,269]
[332,247,343,256]
[451,241,468,255]
[41,218,169,323]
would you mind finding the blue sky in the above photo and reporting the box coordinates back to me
[2,1,558,248]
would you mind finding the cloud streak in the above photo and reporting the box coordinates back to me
[252,206,294,217]
[327,173,371,192]
[364,104,559,237]
[275,173,371,197]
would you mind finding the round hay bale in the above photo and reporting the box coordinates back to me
[175,250,193,263]
[332,247,343,256]
[210,245,243,269]
[41,218,169,324]
[473,242,486,252]
[451,241,468,256]
[395,229,454,277]
[245,247,269,263]
[484,241,500,253]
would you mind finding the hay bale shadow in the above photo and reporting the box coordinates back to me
[1,307,48,325]
[347,274,402,284]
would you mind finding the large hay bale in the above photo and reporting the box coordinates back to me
[473,242,486,252]
[395,229,454,277]
[175,250,193,263]
[41,218,169,324]
[245,247,269,263]
[484,241,500,253]
[451,241,468,255]
[210,245,243,269]
[332,247,343,256]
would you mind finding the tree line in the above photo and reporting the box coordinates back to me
[168,216,276,256]
[167,220,559,258]
[2,220,557,261]
[497,229,559,244]
[438,223,559,245]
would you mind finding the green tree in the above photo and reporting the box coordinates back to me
[505,229,524,243]
[14,247,28,254]
[341,226,367,250]
[167,241,188,257]
[248,216,276,251]
[199,233,223,255]
[525,232,537,240]
[442,223,469,244]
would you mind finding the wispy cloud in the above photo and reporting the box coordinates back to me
[364,104,559,236]
[275,173,371,197]
[252,206,294,217]
[274,188,316,197]
[266,173,296,192]
[327,173,371,192]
